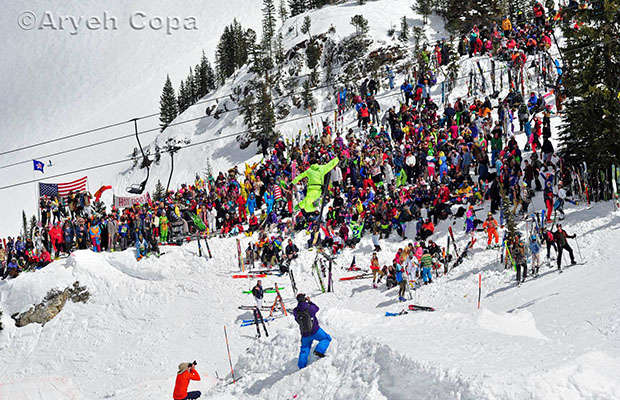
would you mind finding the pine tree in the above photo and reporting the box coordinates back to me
[289,0,306,16]
[558,0,620,171]
[22,210,28,238]
[253,82,277,155]
[399,15,409,41]
[29,215,38,237]
[153,179,165,202]
[262,0,277,51]
[198,50,216,97]
[414,0,432,25]
[186,67,196,103]
[350,15,369,36]
[301,79,315,109]
[239,90,257,139]
[216,19,251,84]
[444,0,505,33]
[301,15,312,40]
[159,75,178,131]
[306,39,321,70]
[500,180,517,242]
[275,32,286,67]
[177,80,187,113]
[279,0,288,21]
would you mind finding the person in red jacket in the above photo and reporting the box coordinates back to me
[173,361,201,400]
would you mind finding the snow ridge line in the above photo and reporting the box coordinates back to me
[208,326,484,400]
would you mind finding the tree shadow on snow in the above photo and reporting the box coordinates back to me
[350,284,373,297]
[376,298,400,308]
[485,268,558,299]
[506,292,559,313]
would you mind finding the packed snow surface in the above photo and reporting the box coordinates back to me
[1,202,619,399]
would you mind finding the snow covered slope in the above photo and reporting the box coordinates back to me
[0,0,262,234]
[1,201,619,399]
[115,0,447,198]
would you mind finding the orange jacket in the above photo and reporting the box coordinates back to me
[482,218,498,232]
[173,369,201,400]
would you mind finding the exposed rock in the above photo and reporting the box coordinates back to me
[11,281,90,327]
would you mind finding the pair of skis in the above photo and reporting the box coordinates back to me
[339,272,373,281]
[250,308,269,337]
[196,232,212,259]
[312,257,326,293]
[385,304,435,317]
[232,274,267,279]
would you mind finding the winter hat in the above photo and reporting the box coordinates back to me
[296,293,306,303]
[177,362,191,374]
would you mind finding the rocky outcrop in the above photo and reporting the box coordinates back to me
[11,281,90,327]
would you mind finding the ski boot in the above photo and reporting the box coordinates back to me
[313,351,325,358]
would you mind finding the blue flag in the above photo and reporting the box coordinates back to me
[33,159,44,173]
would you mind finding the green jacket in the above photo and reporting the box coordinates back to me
[292,157,340,187]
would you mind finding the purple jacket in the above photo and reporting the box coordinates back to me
[293,301,320,337]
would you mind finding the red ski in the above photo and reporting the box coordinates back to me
[232,274,266,279]
[339,273,373,281]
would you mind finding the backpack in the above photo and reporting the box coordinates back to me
[546,231,554,242]
[295,308,314,336]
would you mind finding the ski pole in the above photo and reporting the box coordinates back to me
[573,237,584,263]
[223,326,236,383]
[477,273,481,310]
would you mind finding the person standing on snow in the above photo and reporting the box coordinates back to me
[252,280,264,309]
[482,212,499,248]
[173,361,201,400]
[293,294,332,369]
[395,260,407,301]
[529,235,541,276]
[555,182,567,220]
[553,224,576,271]
[512,233,527,284]
[420,250,433,285]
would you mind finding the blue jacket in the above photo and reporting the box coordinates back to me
[400,83,413,95]
[395,263,404,283]
[293,301,320,337]
[529,240,540,254]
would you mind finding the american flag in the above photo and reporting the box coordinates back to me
[39,176,88,198]
[274,185,282,200]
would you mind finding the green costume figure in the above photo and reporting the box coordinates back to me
[292,157,339,213]
[159,215,169,243]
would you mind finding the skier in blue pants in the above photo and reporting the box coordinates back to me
[293,294,332,369]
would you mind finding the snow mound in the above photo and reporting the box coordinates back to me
[214,326,482,400]
[531,351,620,400]
[478,308,548,341]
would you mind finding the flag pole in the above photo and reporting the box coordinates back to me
[33,164,40,224]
